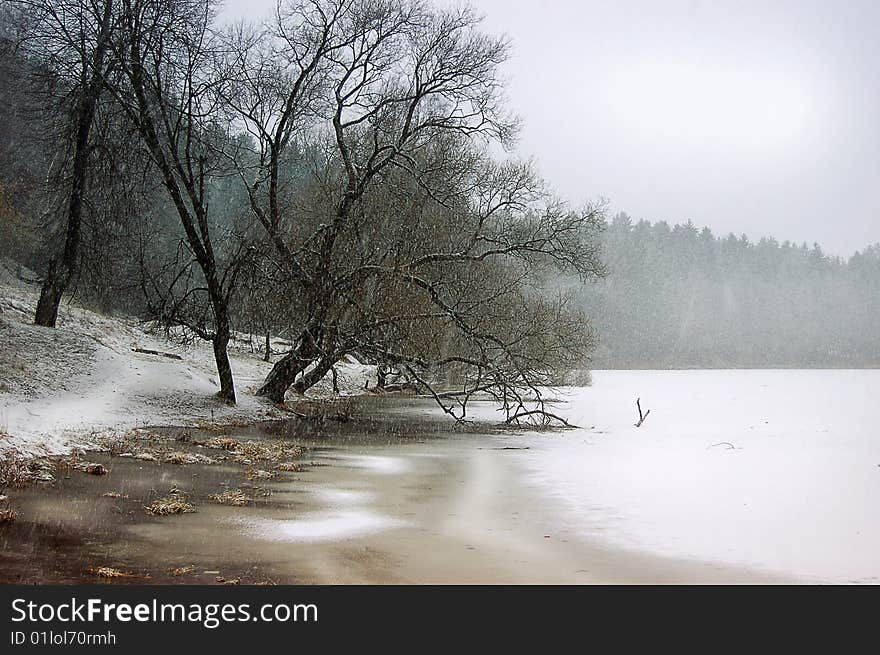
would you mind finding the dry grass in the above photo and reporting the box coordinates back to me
[215,576,240,585]
[162,451,216,465]
[231,440,305,465]
[209,489,251,506]
[245,486,272,498]
[57,457,108,475]
[243,468,276,481]
[0,457,55,486]
[194,435,305,464]
[89,566,149,579]
[97,429,306,475]
[95,429,175,454]
[193,417,255,432]
[144,493,196,516]
[0,507,19,523]
[102,491,128,499]
[200,437,238,451]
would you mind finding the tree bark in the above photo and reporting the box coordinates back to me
[212,305,236,403]
[34,259,71,327]
[213,334,236,403]
[257,351,308,403]
[256,329,319,402]
[292,354,337,394]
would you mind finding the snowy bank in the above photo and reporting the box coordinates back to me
[0,262,375,457]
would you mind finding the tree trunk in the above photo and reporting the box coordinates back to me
[34,91,92,327]
[211,302,236,403]
[34,260,71,327]
[257,351,308,403]
[213,334,236,404]
[264,330,271,362]
[292,354,338,394]
[34,0,113,328]
[256,329,321,402]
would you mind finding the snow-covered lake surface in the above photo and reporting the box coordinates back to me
[510,370,880,583]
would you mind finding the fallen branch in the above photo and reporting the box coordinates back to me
[635,397,651,427]
[707,442,736,450]
[131,348,183,360]
[504,409,579,429]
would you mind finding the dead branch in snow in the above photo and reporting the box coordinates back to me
[504,409,579,429]
[131,348,183,360]
[707,442,736,450]
[634,397,651,427]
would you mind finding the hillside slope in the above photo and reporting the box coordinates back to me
[0,261,374,456]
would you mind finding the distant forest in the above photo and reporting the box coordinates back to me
[576,214,880,368]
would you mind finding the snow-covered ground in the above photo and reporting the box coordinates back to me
[506,370,880,582]
[0,261,375,457]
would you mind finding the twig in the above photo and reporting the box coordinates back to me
[635,397,651,427]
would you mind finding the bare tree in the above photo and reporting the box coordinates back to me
[214,0,606,421]
[222,2,505,390]
[276,146,606,421]
[10,0,118,327]
[105,0,246,402]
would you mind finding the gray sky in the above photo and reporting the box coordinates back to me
[223,0,880,256]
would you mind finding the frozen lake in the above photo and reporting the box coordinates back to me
[511,369,880,582]
[2,372,876,584]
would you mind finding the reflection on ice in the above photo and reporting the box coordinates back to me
[332,454,409,474]
[236,511,404,543]
[311,487,374,505]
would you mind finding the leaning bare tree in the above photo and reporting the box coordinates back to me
[221,0,607,421]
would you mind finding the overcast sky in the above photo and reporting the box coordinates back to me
[223,0,880,255]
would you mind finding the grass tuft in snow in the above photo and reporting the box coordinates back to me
[209,489,251,506]
[144,492,196,516]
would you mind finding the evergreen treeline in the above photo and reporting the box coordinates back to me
[578,214,880,368]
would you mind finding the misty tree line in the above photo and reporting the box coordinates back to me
[576,214,880,368]
[0,0,605,423]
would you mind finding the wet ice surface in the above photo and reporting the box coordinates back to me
[236,511,407,543]
[327,454,411,475]
[231,470,407,544]
[1,374,876,584]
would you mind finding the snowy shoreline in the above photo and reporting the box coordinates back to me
[0,264,374,458]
